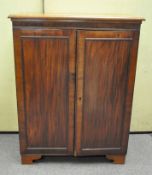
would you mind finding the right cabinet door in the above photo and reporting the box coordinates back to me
[75,30,138,156]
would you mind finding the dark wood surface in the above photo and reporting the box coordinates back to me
[75,30,135,155]
[10,15,143,164]
[106,155,126,164]
[21,155,42,164]
[9,14,144,30]
[13,29,76,155]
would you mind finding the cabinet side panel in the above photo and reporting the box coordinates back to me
[121,31,140,153]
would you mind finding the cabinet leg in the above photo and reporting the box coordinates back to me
[106,155,126,164]
[21,155,42,164]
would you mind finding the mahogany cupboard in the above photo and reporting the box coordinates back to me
[9,14,144,164]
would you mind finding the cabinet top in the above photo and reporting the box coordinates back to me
[9,13,144,30]
[9,13,144,22]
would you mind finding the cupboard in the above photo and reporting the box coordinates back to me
[9,14,144,164]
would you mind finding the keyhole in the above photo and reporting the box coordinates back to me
[79,97,82,101]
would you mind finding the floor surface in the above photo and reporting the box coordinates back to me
[0,134,151,175]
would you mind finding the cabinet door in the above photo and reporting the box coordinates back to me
[75,30,138,155]
[14,29,75,155]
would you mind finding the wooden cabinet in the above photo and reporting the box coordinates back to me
[9,14,144,164]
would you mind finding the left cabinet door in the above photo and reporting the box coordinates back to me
[13,29,76,155]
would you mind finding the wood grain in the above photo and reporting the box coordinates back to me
[10,15,143,30]
[75,31,134,155]
[13,29,75,155]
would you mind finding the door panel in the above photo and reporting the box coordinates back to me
[75,30,134,155]
[14,29,75,155]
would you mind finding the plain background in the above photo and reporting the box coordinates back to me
[0,0,152,131]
